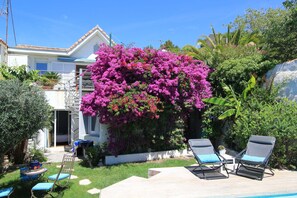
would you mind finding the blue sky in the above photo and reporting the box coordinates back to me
[0,0,285,49]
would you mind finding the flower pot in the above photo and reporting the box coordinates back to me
[219,149,226,155]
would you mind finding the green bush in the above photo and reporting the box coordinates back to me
[0,80,51,156]
[85,144,107,167]
[211,54,277,93]
[30,148,47,162]
[107,108,187,155]
[230,98,297,169]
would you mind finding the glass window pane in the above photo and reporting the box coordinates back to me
[91,116,96,131]
[36,63,47,74]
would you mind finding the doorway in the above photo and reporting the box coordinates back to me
[50,110,71,147]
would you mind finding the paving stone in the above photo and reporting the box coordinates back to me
[87,188,101,195]
[79,179,91,185]
[70,175,78,179]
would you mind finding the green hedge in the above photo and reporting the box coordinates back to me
[231,98,297,169]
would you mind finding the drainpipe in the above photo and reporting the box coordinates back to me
[54,110,57,147]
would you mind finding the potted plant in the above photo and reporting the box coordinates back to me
[218,145,226,155]
[39,72,61,89]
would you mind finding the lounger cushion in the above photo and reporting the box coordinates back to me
[197,154,220,163]
[242,154,265,162]
[0,187,13,197]
[32,183,54,191]
[48,173,70,181]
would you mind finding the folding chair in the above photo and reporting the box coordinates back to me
[235,135,276,180]
[31,165,63,198]
[47,153,75,187]
[188,139,229,179]
[0,187,13,198]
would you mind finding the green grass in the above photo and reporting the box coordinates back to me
[0,158,195,198]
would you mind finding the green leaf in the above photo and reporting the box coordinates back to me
[242,75,256,99]
[203,97,232,106]
[218,109,236,120]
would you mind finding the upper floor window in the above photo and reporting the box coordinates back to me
[36,63,48,74]
[93,44,99,53]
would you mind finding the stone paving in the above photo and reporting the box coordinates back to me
[79,179,91,186]
[100,166,297,198]
[87,188,101,195]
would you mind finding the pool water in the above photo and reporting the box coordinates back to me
[245,192,297,198]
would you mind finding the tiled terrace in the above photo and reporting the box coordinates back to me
[100,165,297,198]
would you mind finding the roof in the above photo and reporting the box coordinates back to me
[8,25,115,55]
[0,39,8,47]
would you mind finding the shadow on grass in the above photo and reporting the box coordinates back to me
[1,178,70,197]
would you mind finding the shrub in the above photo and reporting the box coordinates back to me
[30,148,47,162]
[0,80,51,156]
[211,54,277,93]
[230,98,297,169]
[107,108,186,155]
[81,44,212,125]
[85,144,107,167]
[81,44,212,155]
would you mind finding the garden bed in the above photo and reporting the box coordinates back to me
[105,149,192,165]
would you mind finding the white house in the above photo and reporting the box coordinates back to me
[7,25,115,149]
[0,39,8,64]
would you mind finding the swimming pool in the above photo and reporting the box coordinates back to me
[245,192,297,198]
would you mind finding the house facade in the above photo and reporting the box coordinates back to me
[0,39,8,64]
[6,25,114,149]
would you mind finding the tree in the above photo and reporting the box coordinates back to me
[80,44,212,154]
[0,80,51,160]
[264,1,297,61]
[183,26,261,68]
[231,6,296,62]
[160,40,181,54]
[203,76,256,120]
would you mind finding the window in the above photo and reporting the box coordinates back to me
[93,44,99,53]
[51,62,75,73]
[83,115,99,136]
[90,116,97,132]
[36,63,48,74]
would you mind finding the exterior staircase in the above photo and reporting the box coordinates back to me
[64,68,94,143]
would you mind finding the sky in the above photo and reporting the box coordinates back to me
[0,0,285,49]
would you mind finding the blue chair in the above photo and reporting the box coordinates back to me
[47,154,75,187]
[31,164,64,198]
[188,139,229,179]
[0,187,13,198]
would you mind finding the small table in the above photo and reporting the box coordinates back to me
[220,154,236,172]
[21,167,48,181]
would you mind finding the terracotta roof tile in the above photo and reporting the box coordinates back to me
[15,44,67,52]
[0,39,8,47]
[14,25,115,53]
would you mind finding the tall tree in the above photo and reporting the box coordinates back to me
[0,80,51,158]
[160,40,181,54]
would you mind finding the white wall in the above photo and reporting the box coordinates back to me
[0,43,8,64]
[71,34,105,58]
[8,54,28,66]
[44,90,66,109]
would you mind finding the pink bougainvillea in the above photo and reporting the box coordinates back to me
[80,44,212,125]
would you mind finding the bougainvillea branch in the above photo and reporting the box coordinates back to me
[81,44,212,125]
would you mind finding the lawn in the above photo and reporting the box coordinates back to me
[0,157,196,198]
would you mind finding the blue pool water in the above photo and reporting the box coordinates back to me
[245,192,297,198]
